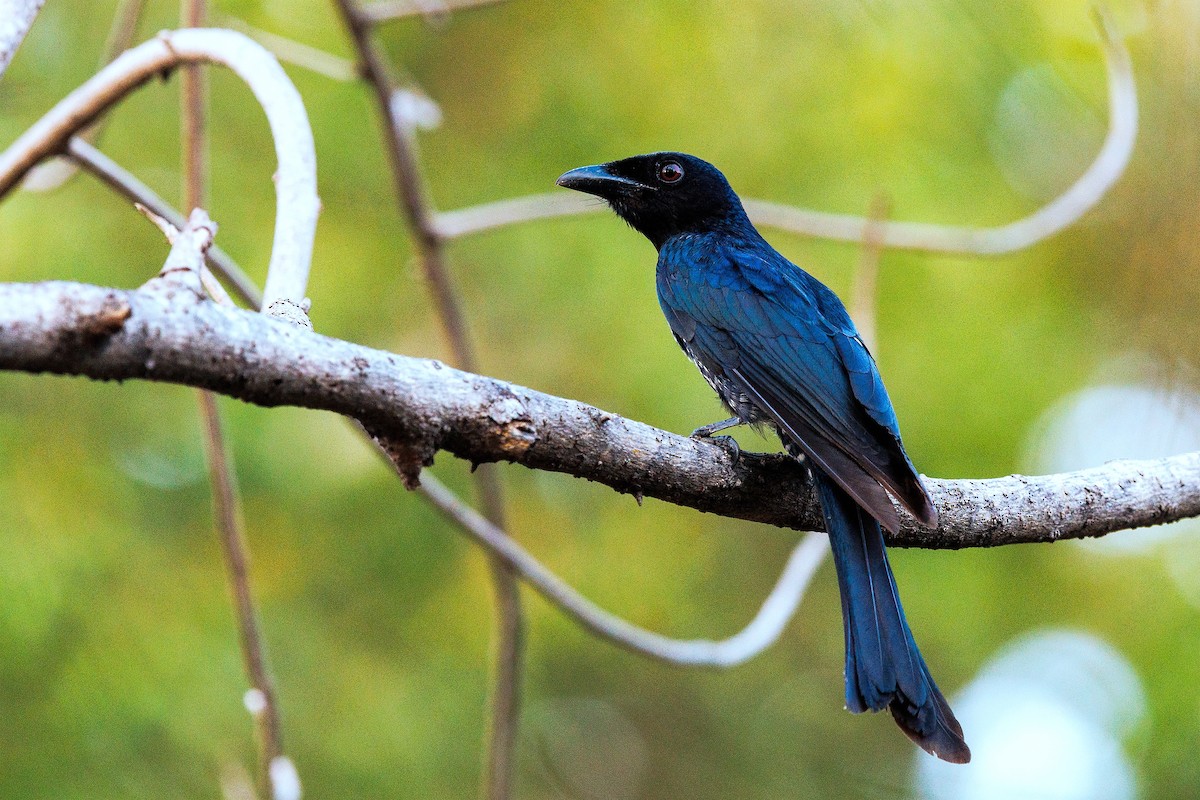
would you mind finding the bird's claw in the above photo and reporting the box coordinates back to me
[694,433,742,466]
[692,432,770,467]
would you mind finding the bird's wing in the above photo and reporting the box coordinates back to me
[657,241,935,531]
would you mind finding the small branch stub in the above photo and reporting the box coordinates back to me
[72,293,132,343]
[146,208,216,296]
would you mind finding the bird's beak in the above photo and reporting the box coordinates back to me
[556,164,650,196]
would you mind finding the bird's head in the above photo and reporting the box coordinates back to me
[556,152,749,249]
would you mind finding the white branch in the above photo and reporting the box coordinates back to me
[225,18,357,82]
[0,0,45,78]
[421,473,829,667]
[2,278,1197,548]
[433,9,1135,254]
[0,28,318,322]
[360,0,509,25]
[747,8,1135,254]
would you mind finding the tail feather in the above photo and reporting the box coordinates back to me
[815,472,970,764]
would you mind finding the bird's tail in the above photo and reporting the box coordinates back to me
[814,472,970,763]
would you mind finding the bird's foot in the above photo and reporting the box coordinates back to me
[690,429,771,468]
[703,434,744,466]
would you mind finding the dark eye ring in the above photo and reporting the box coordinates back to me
[657,161,684,184]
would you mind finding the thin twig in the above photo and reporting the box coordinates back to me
[102,0,149,64]
[224,19,357,81]
[360,0,508,25]
[367,421,824,665]
[179,6,284,798]
[0,28,319,322]
[851,192,891,352]
[332,3,523,797]
[66,138,262,308]
[419,473,829,666]
[197,389,285,798]
[24,0,148,192]
[433,8,1135,255]
[333,1,475,365]
[182,5,207,215]
[432,192,598,239]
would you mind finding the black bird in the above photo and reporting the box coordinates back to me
[557,152,969,763]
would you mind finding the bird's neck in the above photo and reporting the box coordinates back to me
[646,204,759,252]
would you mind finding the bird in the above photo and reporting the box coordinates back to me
[556,152,970,763]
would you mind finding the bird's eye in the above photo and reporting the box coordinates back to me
[657,162,684,184]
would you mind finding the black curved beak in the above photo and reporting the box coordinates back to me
[556,164,650,197]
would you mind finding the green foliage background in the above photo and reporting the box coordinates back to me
[1,0,1198,797]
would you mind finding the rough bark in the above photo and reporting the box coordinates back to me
[1,279,1196,548]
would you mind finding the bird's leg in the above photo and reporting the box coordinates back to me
[689,417,770,466]
[690,417,743,439]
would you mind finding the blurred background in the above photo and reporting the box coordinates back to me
[1,0,1199,797]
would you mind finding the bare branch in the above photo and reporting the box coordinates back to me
[333,0,475,366]
[360,0,508,25]
[154,209,216,285]
[181,4,207,215]
[175,13,286,799]
[1,279,1196,548]
[24,0,149,192]
[421,473,828,666]
[102,0,150,65]
[224,19,357,82]
[850,192,890,351]
[0,0,45,78]
[0,28,318,321]
[198,388,285,798]
[433,8,1135,255]
[66,138,262,308]
[332,2,523,795]
[432,192,597,239]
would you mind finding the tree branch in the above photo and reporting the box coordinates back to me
[1,278,1195,548]
[0,0,45,78]
[331,2,525,796]
[66,138,263,308]
[432,7,1135,255]
[420,473,828,667]
[23,0,149,192]
[0,28,318,322]
[360,0,509,25]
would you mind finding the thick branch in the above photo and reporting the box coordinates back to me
[1,279,1196,548]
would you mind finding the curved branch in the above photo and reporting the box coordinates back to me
[433,8,1135,254]
[0,28,318,321]
[1,279,1195,548]
[747,7,1135,254]
[421,473,829,667]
